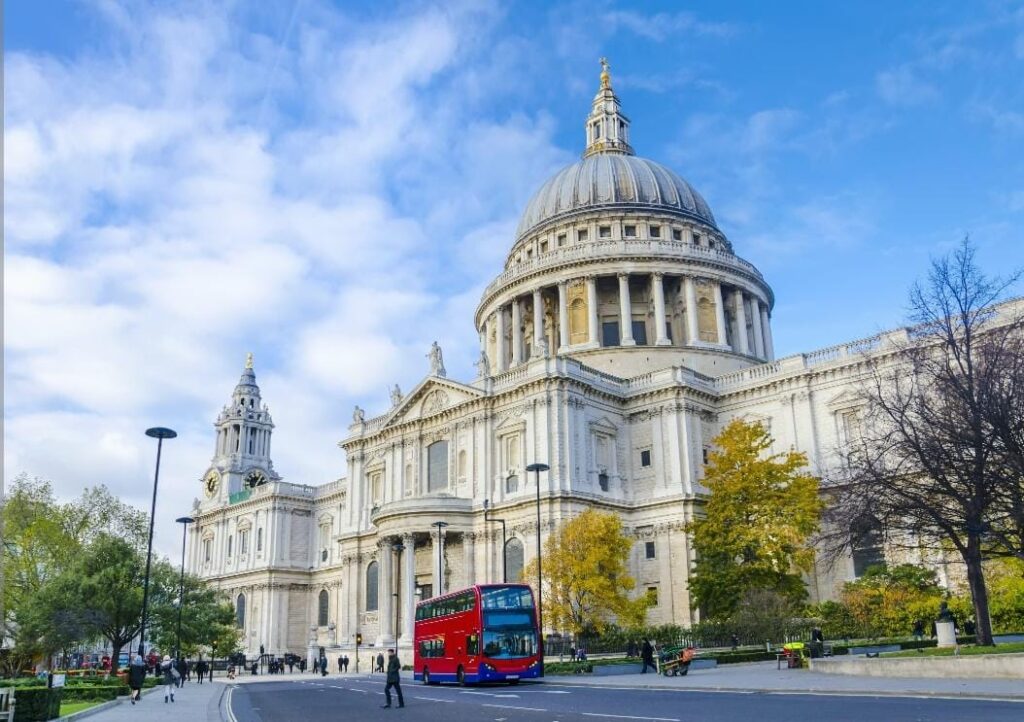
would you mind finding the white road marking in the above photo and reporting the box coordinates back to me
[224,687,239,722]
[581,714,680,722]
[412,696,456,703]
[461,691,521,698]
[347,688,368,693]
[482,703,547,712]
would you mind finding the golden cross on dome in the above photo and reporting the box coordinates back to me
[246,352,254,369]
[599,57,611,88]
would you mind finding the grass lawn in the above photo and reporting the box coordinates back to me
[884,641,1024,658]
[59,700,104,716]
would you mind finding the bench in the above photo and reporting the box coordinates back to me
[0,687,15,722]
[848,645,901,657]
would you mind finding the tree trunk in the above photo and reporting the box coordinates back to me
[111,641,123,676]
[963,538,994,645]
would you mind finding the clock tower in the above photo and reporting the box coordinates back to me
[203,353,280,502]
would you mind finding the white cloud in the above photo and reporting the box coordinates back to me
[603,10,736,41]
[876,66,939,106]
[3,0,564,559]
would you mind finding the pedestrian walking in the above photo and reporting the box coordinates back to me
[195,659,207,684]
[381,648,404,708]
[128,654,146,705]
[338,656,344,673]
[313,658,319,674]
[376,652,385,674]
[320,654,328,677]
[641,639,655,674]
[160,655,177,703]
[176,657,188,687]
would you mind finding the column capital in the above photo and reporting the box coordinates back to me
[652,271,665,280]
[617,271,630,280]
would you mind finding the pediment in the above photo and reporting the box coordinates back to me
[826,389,862,410]
[381,377,485,428]
[589,415,619,434]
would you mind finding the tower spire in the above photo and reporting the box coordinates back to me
[583,57,633,158]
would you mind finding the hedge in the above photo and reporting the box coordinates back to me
[59,685,125,703]
[12,687,62,722]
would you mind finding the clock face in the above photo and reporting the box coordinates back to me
[204,470,220,497]
[245,469,268,488]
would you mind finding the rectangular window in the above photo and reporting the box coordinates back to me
[702,447,709,465]
[505,474,519,493]
[624,225,637,237]
[578,228,589,242]
[557,233,567,246]
[203,539,212,563]
[647,586,659,605]
[693,233,702,245]
[428,440,450,492]
[602,320,620,347]
[257,528,263,552]
[645,541,656,559]
[599,225,611,238]
[227,535,233,557]
[240,531,249,555]
[540,240,548,253]
[598,472,609,492]
[466,634,480,655]
[666,322,673,343]
[632,320,648,345]
[672,228,682,241]
[649,225,660,238]
[640,449,652,467]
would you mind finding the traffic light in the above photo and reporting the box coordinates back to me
[356,633,362,645]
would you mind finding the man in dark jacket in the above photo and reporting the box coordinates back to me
[381,648,404,709]
[641,640,655,674]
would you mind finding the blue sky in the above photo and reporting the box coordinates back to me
[4,0,1023,556]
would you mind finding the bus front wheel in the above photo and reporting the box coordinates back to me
[421,668,430,685]
[456,667,465,686]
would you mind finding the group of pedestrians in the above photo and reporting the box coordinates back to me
[126,654,214,705]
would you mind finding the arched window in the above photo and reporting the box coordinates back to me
[318,589,329,627]
[505,538,525,583]
[366,561,379,611]
[427,441,449,493]
[236,593,246,629]
[851,516,886,577]
[256,528,263,552]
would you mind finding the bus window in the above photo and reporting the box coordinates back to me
[466,634,479,655]
[480,586,533,610]
[482,629,537,659]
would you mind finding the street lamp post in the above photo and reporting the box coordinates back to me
[392,541,404,646]
[139,427,176,659]
[525,462,549,677]
[174,516,195,661]
[483,500,508,583]
[431,521,449,597]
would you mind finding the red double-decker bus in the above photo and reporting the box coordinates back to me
[413,583,540,685]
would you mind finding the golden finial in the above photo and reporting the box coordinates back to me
[599,57,611,88]
[246,352,254,370]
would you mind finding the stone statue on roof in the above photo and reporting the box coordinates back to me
[427,341,446,377]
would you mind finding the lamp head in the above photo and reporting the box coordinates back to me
[526,463,550,473]
[176,516,195,525]
[146,427,178,439]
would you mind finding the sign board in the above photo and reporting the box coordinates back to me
[51,673,66,688]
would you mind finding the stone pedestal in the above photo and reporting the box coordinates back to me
[936,620,956,648]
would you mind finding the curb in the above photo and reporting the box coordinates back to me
[543,678,1024,702]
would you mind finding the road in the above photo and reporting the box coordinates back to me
[227,675,1024,722]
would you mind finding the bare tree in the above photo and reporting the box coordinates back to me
[824,240,1022,646]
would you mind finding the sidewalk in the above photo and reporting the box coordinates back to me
[546,660,1024,700]
[68,680,223,722]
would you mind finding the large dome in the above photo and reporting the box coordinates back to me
[516,154,718,240]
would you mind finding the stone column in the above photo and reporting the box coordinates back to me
[750,299,766,358]
[586,276,599,346]
[431,529,445,597]
[378,540,393,644]
[761,306,774,360]
[653,273,670,345]
[495,307,507,372]
[713,283,728,346]
[401,534,416,643]
[557,281,569,352]
[532,289,544,349]
[617,273,635,345]
[463,533,476,587]
[511,298,523,365]
[733,290,749,355]
[683,275,699,345]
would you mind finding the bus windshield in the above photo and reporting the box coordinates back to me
[480,586,534,610]
[482,628,537,659]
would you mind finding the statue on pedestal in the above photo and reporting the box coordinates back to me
[352,405,365,424]
[390,384,402,408]
[475,350,490,377]
[427,341,447,377]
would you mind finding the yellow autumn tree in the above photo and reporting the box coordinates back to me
[686,419,823,619]
[524,509,649,636]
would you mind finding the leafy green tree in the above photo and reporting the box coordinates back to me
[148,570,241,659]
[839,564,944,639]
[524,509,650,636]
[687,420,823,619]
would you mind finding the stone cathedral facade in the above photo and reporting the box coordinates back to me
[186,65,956,663]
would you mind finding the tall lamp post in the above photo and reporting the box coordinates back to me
[431,521,449,597]
[483,500,508,583]
[525,462,549,677]
[139,427,176,659]
[392,541,404,646]
[174,516,195,661]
